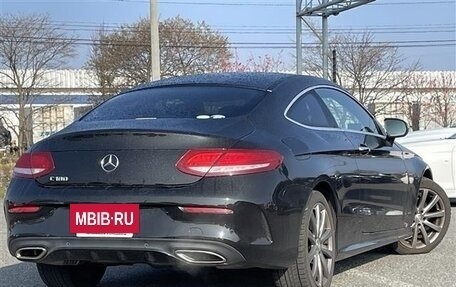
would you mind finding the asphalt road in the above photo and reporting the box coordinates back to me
[1,205,455,287]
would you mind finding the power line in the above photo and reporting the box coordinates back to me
[37,23,456,31]
[371,0,455,5]
[2,33,454,44]
[372,0,455,5]
[107,0,456,6]
[24,19,452,34]
[9,25,453,35]
[3,22,455,36]
[42,27,456,35]
[115,0,291,5]
[1,34,454,49]
[45,19,456,29]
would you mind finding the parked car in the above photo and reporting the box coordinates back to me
[3,73,451,287]
[0,118,12,148]
[397,128,456,202]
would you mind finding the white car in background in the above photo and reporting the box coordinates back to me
[397,128,456,202]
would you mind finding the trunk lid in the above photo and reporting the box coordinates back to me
[34,118,253,186]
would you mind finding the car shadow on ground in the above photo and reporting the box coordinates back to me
[0,262,276,287]
[101,266,276,287]
[0,262,42,287]
[334,246,391,275]
[0,248,392,287]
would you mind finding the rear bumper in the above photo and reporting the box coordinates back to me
[7,218,296,269]
[5,175,311,269]
[9,237,246,268]
[6,205,294,269]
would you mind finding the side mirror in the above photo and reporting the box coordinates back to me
[384,118,409,140]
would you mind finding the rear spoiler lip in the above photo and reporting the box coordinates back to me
[30,117,255,152]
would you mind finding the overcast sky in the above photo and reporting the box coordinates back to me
[1,0,455,71]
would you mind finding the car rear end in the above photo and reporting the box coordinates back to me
[4,85,298,271]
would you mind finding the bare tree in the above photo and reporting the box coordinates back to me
[160,17,231,76]
[86,27,119,104]
[223,51,286,72]
[430,72,456,127]
[336,33,418,116]
[302,32,417,116]
[87,16,231,103]
[0,14,75,151]
[402,72,434,131]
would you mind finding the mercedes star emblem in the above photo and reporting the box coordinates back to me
[100,154,120,173]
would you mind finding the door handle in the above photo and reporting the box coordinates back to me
[358,144,371,153]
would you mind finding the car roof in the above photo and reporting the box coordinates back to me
[128,72,327,92]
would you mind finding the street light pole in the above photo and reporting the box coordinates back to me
[150,0,161,81]
[296,0,303,75]
[322,10,329,79]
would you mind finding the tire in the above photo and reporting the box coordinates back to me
[37,263,106,287]
[273,190,336,287]
[393,178,451,255]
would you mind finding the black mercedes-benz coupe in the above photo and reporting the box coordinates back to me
[4,73,451,287]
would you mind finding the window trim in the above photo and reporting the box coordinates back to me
[285,90,338,129]
[283,85,386,139]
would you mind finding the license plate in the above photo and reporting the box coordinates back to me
[70,204,140,236]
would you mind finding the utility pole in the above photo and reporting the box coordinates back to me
[150,0,161,81]
[296,0,375,79]
[332,49,337,83]
[296,0,303,75]
[322,0,329,79]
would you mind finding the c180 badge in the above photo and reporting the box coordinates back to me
[49,176,69,182]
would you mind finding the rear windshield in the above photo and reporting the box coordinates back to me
[83,86,266,121]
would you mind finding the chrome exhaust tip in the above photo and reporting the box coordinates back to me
[175,250,226,264]
[15,247,47,260]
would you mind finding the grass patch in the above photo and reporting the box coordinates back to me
[0,154,17,199]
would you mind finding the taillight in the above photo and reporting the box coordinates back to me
[176,149,283,177]
[13,152,55,179]
[8,203,41,214]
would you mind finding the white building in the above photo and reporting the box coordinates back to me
[0,69,455,145]
[0,70,96,144]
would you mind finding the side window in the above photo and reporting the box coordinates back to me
[315,88,380,134]
[286,91,334,128]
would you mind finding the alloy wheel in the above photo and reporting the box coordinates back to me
[308,203,334,287]
[401,188,446,249]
